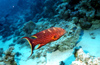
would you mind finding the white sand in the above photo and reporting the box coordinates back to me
[46,50,73,65]
[0,37,13,51]
[76,28,100,57]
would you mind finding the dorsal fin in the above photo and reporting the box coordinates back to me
[31,36,37,39]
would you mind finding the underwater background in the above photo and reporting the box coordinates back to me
[0,0,100,65]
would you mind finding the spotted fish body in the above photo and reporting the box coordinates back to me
[22,27,66,58]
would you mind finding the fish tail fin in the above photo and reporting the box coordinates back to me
[22,37,35,58]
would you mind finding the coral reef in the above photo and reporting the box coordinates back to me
[71,47,100,65]
[1,0,100,64]
[54,0,100,30]
[0,47,17,65]
[74,0,100,30]
[55,2,71,19]
[90,20,100,30]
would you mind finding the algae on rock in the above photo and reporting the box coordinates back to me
[0,47,17,65]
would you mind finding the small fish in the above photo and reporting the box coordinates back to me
[22,27,66,58]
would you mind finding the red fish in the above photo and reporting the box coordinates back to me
[22,27,66,58]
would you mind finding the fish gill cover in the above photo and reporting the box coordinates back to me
[0,0,100,65]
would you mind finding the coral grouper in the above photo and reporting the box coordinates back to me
[22,27,66,58]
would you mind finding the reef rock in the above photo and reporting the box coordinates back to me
[71,47,100,65]
[55,2,71,19]
[0,47,17,65]
[22,21,36,34]
[75,0,95,19]
[90,20,100,30]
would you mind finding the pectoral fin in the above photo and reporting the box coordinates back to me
[35,44,45,49]
[34,44,41,50]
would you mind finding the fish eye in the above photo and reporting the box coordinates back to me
[54,35,57,38]
[52,35,58,40]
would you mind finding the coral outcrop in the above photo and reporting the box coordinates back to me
[54,0,100,30]
[0,47,17,65]
[55,2,71,20]
[22,21,36,35]
[90,20,100,30]
[71,47,100,65]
